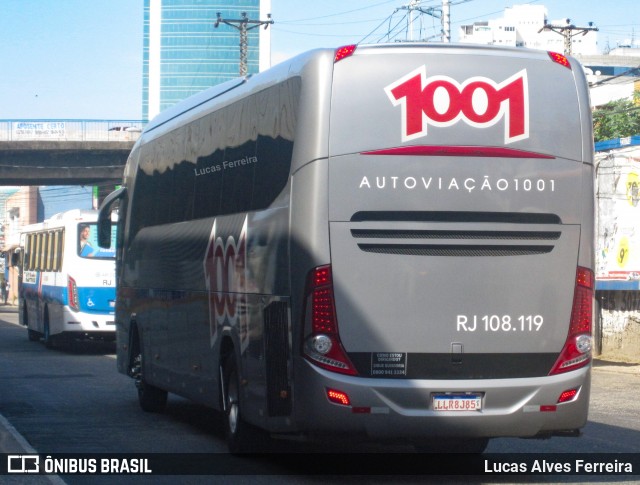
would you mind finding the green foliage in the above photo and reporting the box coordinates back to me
[593,93,640,142]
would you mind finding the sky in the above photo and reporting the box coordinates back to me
[1,0,639,121]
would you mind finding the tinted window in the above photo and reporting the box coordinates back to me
[131,77,300,233]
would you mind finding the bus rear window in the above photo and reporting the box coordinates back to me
[78,223,116,259]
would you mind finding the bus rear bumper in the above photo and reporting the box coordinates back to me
[59,308,116,339]
[292,360,591,440]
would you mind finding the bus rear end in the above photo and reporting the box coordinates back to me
[297,44,594,447]
[62,219,117,341]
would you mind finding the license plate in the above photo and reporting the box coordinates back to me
[432,394,482,411]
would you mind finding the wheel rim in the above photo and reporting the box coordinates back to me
[133,353,143,390]
[227,371,239,435]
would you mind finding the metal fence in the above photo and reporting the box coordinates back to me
[0,120,146,142]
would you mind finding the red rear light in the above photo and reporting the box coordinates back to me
[334,44,357,63]
[557,388,579,403]
[312,266,335,333]
[549,267,594,375]
[312,287,335,333]
[548,51,571,70]
[576,267,594,291]
[313,266,331,286]
[326,388,351,406]
[303,265,358,375]
[67,275,79,312]
[571,267,594,333]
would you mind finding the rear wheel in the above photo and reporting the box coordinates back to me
[42,311,56,348]
[222,355,268,453]
[133,348,167,413]
[25,306,40,342]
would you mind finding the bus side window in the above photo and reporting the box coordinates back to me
[52,230,61,272]
[45,233,50,270]
[30,234,36,270]
[44,232,52,272]
[34,234,41,271]
[40,233,46,271]
[25,234,32,271]
[22,236,29,271]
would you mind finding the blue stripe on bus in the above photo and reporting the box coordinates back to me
[77,287,115,313]
[21,278,115,314]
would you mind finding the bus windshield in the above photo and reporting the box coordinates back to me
[78,223,116,259]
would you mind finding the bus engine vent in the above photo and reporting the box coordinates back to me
[351,229,559,257]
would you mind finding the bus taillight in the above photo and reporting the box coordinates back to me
[303,265,358,375]
[549,267,594,375]
[334,44,356,63]
[67,275,80,312]
[326,388,351,406]
[548,51,572,69]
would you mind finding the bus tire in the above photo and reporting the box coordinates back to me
[135,350,168,413]
[25,307,39,341]
[222,355,267,453]
[21,302,41,342]
[43,312,56,349]
[21,303,29,327]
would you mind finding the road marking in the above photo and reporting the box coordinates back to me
[0,413,67,484]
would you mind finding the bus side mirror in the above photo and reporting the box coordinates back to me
[11,250,20,268]
[98,187,126,248]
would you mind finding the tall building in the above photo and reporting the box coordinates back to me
[143,0,272,121]
[459,4,598,56]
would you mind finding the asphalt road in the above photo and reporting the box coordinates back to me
[0,305,638,484]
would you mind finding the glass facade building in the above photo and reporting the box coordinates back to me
[143,0,271,121]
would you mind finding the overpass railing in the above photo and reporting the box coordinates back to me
[0,120,146,142]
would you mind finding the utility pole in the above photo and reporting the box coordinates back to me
[214,12,273,77]
[407,0,417,42]
[398,0,467,43]
[400,0,442,42]
[538,19,598,56]
[442,0,450,43]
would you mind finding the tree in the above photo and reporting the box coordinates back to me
[593,93,640,142]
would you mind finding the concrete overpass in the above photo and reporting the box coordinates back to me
[0,120,143,185]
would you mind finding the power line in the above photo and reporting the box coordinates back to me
[376,0,473,44]
[380,12,410,43]
[280,0,399,23]
[276,26,374,39]
[590,66,640,87]
[359,12,398,44]
[453,0,541,26]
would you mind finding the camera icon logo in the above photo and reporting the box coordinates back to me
[7,455,40,473]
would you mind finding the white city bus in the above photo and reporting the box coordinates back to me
[99,43,594,453]
[19,209,117,347]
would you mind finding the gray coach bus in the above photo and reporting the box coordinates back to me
[98,43,594,453]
